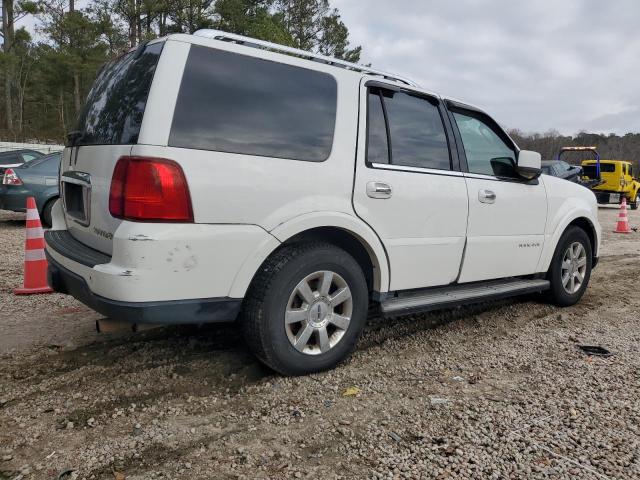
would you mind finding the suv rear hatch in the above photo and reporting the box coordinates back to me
[61,41,164,255]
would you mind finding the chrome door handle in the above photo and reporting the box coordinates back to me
[366,181,392,199]
[478,189,496,204]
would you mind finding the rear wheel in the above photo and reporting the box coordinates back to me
[547,226,592,307]
[241,242,368,376]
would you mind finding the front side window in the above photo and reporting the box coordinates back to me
[170,45,337,162]
[453,111,517,178]
[365,88,450,170]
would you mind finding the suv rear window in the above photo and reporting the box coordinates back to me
[70,42,164,146]
[169,45,337,162]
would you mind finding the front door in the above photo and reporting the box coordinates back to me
[352,81,469,292]
[448,105,547,283]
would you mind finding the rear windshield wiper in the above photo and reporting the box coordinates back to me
[66,130,85,147]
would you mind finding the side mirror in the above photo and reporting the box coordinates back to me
[516,150,542,180]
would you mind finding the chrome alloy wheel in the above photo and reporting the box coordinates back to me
[285,270,353,355]
[561,242,587,294]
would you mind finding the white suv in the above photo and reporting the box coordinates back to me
[45,30,601,375]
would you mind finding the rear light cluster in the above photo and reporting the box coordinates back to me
[2,169,23,185]
[109,156,193,222]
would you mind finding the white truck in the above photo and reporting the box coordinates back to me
[45,30,601,375]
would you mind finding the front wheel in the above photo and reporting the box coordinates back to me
[241,242,368,376]
[547,226,592,307]
[630,193,639,210]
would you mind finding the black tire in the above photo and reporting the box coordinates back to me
[547,226,592,307]
[41,198,56,228]
[240,242,368,376]
[630,194,639,210]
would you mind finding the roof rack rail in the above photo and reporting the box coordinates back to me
[193,29,418,87]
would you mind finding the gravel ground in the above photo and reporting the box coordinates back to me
[1,206,639,479]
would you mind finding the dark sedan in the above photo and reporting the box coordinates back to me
[541,160,583,183]
[0,149,45,177]
[0,152,61,227]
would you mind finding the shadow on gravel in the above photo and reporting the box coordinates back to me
[4,294,552,402]
[0,219,24,227]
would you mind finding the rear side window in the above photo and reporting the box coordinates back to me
[169,45,337,162]
[366,91,390,164]
[366,88,450,170]
[584,163,615,177]
[71,42,164,146]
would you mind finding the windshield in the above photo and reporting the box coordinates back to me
[69,41,164,147]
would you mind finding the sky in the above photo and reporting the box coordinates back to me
[332,0,640,135]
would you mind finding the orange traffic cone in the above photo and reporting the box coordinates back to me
[14,197,54,295]
[613,197,632,234]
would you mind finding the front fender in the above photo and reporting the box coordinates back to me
[536,198,600,273]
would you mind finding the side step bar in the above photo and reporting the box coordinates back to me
[380,278,550,316]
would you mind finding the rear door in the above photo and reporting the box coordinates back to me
[353,81,469,291]
[447,104,547,283]
[59,40,168,254]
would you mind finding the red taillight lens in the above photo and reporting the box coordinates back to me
[109,156,193,222]
[2,169,23,185]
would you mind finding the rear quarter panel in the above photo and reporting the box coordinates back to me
[136,36,362,231]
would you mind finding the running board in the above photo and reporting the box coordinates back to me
[380,278,550,316]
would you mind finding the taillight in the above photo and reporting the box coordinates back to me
[109,156,193,222]
[2,169,23,185]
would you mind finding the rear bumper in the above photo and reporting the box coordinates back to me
[46,251,241,324]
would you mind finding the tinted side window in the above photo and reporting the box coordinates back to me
[366,90,389,164]
[170,46,337,162]
[452,111,517,178]
[383,91,450,170]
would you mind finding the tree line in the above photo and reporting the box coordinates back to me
[509,130,640,169]
[0,0,361,142]
[2,1,639,162]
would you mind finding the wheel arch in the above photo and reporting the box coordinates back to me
[228,212,390,298]
[537,212,599,273]
[567,217,597,256]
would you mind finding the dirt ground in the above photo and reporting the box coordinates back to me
[1,206,639,479]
